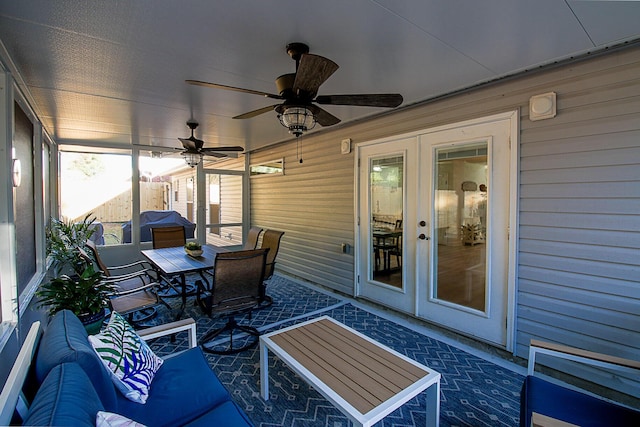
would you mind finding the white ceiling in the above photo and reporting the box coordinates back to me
[1,0,639,154]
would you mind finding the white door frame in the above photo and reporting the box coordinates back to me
[355,111,519,351]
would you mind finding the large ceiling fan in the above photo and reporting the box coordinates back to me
[177,120,244,167]
[187,42,403,137]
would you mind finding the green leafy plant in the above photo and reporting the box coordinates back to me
[46,213,97,275]
[184,241,202,250]
[36,264,115,317]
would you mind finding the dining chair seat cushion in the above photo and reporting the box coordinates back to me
[89,312,164,404]
[182,400,254,427]
[114,347,233,427]
[35,310,119,410]
[24,362,105,426]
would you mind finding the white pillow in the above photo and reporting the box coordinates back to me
[89,312,163,404]
[96,411,147,427]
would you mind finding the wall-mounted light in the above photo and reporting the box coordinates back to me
[529,92,556,121]
[12,158,22,187]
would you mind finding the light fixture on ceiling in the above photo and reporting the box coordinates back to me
[277,106,316,137]
[182,151,203,167]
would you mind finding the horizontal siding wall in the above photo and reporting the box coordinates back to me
[250,45,639,395]
[249,139,356,295]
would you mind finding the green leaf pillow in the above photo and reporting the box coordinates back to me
[89,312,163,404]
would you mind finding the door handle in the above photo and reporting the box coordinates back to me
[418,233,430,240]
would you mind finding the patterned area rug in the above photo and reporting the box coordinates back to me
[147,275,523,426]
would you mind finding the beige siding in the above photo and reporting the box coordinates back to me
[250,139,356,294]
[250,44,640,396]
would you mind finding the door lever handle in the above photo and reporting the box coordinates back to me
[418,234,430,240]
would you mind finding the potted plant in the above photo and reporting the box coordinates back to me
[46,213,97,276]
[40,213,112,333]
[184,241,203,257]
[36,264,115,334]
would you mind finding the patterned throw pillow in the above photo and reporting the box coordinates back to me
[88,312,163,404]
[96,411,147,427]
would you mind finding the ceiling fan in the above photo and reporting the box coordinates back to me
[187,42,403,137]
[177,120,244,167]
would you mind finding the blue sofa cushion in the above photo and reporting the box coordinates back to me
[24,363,104,426]
[115,347,234,427]
[183,401,254,427]
[35,309,118,410]
[520,375,640,427]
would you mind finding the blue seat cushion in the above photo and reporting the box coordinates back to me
[24,363,104,427]
[183,400,254,427]
[520,375,640,427]
[115,347,234,427]
[35,310,118,410]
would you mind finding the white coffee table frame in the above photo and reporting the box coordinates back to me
[260,315,441,427]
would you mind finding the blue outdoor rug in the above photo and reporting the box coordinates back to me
[147,275,524,426]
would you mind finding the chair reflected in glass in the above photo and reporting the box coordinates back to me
[257,229,284,307]
[243,226,263,250]
[81,242,168,325]
[151,225,186,249]
[197,248,269,354]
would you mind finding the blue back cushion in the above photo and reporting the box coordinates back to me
[34,310,117,409]
[520,375,640,427]
[24,363,104,426]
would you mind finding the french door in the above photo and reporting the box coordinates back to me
[357,112,517,348]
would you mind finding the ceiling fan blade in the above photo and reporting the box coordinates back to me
[186,80,283,100]
[233,104,280,119]
[307,104,341,126]
[178,137,198,151]
[315,93,403,108]
[293,54,338,97]
[201,151,229,158]
[201,146,244,153]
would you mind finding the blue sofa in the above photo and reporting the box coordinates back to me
[520,340,640,427]
[22,310,253,426]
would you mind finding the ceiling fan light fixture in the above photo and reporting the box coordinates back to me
[278,106,316,137]
[183,151,203,167]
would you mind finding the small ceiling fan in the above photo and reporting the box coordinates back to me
[177,120,243,167]
[187,42,403,137]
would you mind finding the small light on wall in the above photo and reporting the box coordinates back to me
[529,92,556,121]
[341,138,351,154]
[12,158,22,187]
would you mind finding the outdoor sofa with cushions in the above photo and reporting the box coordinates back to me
[520,339,640,427]
[22,310,253,426]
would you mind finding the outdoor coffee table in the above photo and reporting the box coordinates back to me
[260,315,441,427]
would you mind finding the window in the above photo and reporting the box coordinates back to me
[250,159,284,176]
[59,149,132,245]
[138,152,189,243]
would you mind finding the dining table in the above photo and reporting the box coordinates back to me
[141,244,228,319]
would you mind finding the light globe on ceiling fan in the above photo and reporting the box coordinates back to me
[187,42,403,138]
[176,120,244,167]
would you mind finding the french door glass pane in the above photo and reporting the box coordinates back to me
[433,143,487,311]
[369,155,403,288]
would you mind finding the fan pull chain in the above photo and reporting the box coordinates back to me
[297,138,303,163]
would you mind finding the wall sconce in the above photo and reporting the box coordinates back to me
[12,158,22,187]
[529,92,556,121]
